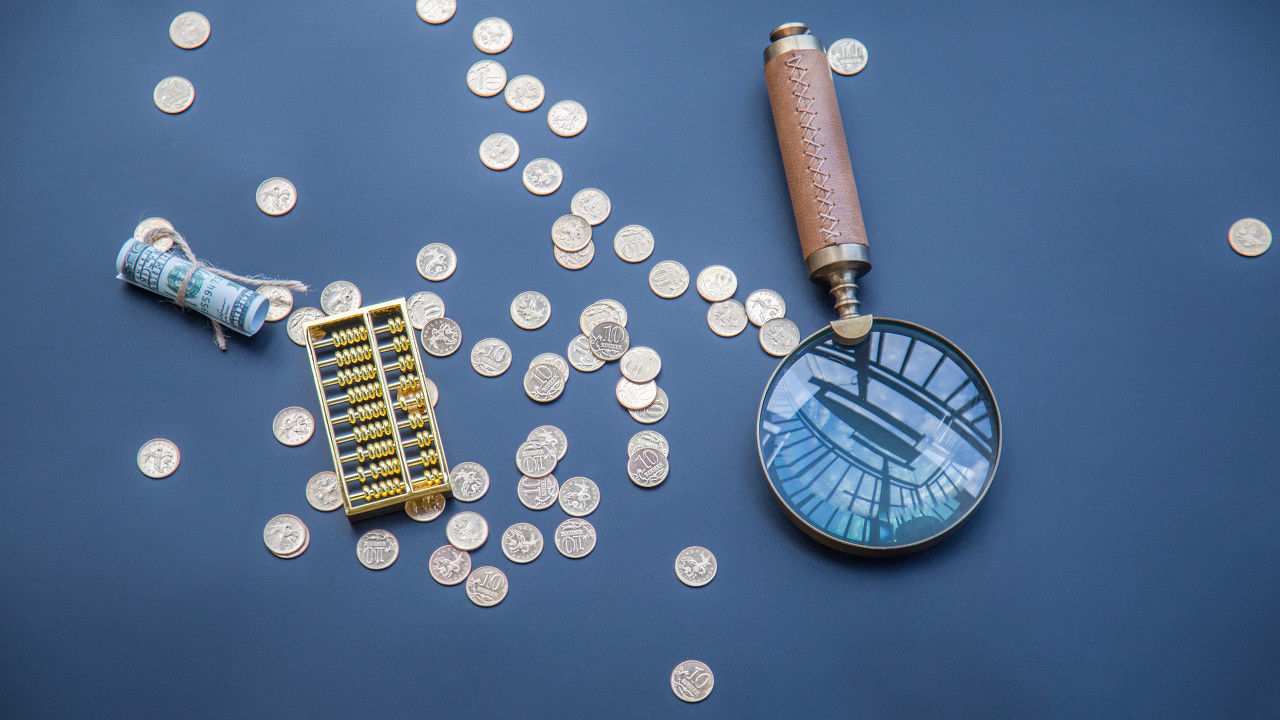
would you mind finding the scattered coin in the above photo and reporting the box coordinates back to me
[502,522,544,563]
[707,299,748,337]
[547,100,588,137]
[570,188,611,225]
[421,317,462,357]
[554,241,595,270]
[516,438,558,478]
[518,474,559,510]
[504,74,545,112]
[137,438,180,478]
[416,242,457,281]
[153,76,194,114]
[671,660,714,703]
[273,406,315,446]
[450,461,491,502]
[675,546,717,587]
[554,518,597,558]
[627,430,669,458]
[827,37,869,75]
[511,290,552,329]
[551,214,592,253]
[760,317,801,357]
[466,565,509,607]
[264,514,309,559]
[169,11,211,49]
[406,291,446,329]
[744,289,786,326]
[405,492,446,521]
[613,224,655,263]
[696,265,737,302]
[1229,218,1272,257]
[253,177,297,216]
[619,346,661,383]
[429,544,471,585]
[588,321,629,361]
[466,59,507,97]
[478,132,520,170]
[522,158,563,196]
[416,0,456,24]
[567,334,605,372]
[446,511,489,551]
[473,17,513,54]
[134,217,175,251]
[648,260,690,298]
[305,470,343,511]
[320,280,361,315]
[628,447,669,488]
[356,529,399,570]
[528,424,569,460]
[423,376,439,407]
[258,285,294,322]
[529,353,570,380]
[558,476,600,517]
[629,387,668,424]
[616,377,658,410]
[523,364,566,403]
[470,338,512,377]
[286,306,324,346]
[579,300,627,335]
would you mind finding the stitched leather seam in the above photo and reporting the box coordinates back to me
[785,54,840,242]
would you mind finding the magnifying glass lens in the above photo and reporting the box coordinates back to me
[758,320,1000,555]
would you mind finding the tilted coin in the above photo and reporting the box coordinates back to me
[259,285,294,322]
[470,338,512,377]
[619,346,661,383]
[153,76,194,114]
[696,265,737,302]
[547,100,588,137]
[420,317,462,357]
[615,377,658,410]
[273,406,315,446]
[446,511,489,551]
[1229,218,1272,257]
[558,476,600,517]
[827,37,869,75]
[356,529,399,570]
[423,376,439,407]
[567,335,605,372]
[416,0,456,24]
[515,439,558,478]
[405,492,446,521]
[527,424,568,460]
[613,224,655,263]
[570,188,611,226]
[522,158,563,196]
[554,518,597,559]
[429,544,471,585]
[628,387,668,424]
[551,214,592,253]
[134,217,175,252]
[744,289,786,326]
[627,430,669,458]
[305,470,343,512]
[588,321,629,361]
[466,59,507,97]
[450,461,491,502]
[675,546,717,587]
[286,306,324,346]
[255,177,296,216]
[510,290,552,329]
[707,299,748,337]
[529,353,570,380]
[478,132,520,170]
[523,364,566,403]
[671,660,714,703]
[264,514,308,558]
[517,474,559,510]
[473,17,513,54]
[502,522,544,564]
[169,11,211,49]
[466,566,509,607]
[504,74,545,112]
[137,438,180,478]
[406,291,445,329]
[416,242,457,281]
[627,447,669,488]
[648,260,690,298]
[760,317,801,357]
[320,280,361,315]
[579,300,626,335]
[554,241,595,270]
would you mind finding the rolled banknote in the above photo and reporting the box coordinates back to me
[116,237,269,336]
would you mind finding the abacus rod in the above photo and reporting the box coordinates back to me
[310,320,405,348]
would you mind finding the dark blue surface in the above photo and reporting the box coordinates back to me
[1,1,1278,717]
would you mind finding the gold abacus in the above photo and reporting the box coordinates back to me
[302,298,450,520]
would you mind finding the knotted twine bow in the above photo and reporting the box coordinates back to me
[142,226,308,351]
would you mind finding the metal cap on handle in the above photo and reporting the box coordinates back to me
[764,23,872,344]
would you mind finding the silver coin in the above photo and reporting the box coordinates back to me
[273,406,315,446]
[570,188,611,225]
[446,511,489,551]
[523,364,566,403]
[137,438,180,478]
[628,387,668,424]
[502,522,544,563]
[551,214,592,253]
[405,492,446,521]
[675,546,717,587]
[827,37,869,75]
[423,376,439,407]
[420,317,462,357]
[527,424,569,460]
[305,470,343,512]
[450,461,491,502]
[567,335,605,372]
[356,529,399,570]
[255,177,296,216]
[613,224,654,263]
[466,565,509,607]
[627,430,669,458]
[744,289,786,326]
[510,290,552,329]
[522,158,563,196]
[619,346,661,383]
[263,514,308,558]
[504,74,545,112]
[473,17,513,54]
[515,439,558,478]
[153,76,194,114]
[286,306,324,346]
[429,544,471,585]
[470,338,512,377]
[588,321,629,361]
[134,217,175,251]
[478,132,520,170]
[671,660,714,703]
[558,476,600,517]
[258,285,294,322]
[554,241,595,270]
[320,280,361,315]
[554,518,597,559]
[517,474,559,510]
[547,100,588,137]
[760,317,801,357]
[627,447,669,488]
[466,59,507,97]
[416,0,456,24]
[528,353,570,380]
[615,377,658,410]
[169,11,211,49]
[648,260,690,299]
[696,265,737,302]
[416,242,457,281]
[1229,218,1272,257]
[406,291,446,329]
[579,300,626,335]
[707,299,748,337]
[278,524,310,559]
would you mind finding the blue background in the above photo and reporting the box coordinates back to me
[1,1,1277,717]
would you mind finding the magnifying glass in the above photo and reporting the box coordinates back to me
[757,24,1002,556]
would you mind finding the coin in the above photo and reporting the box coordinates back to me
[406,291,446,329]
[648,260,690,298]
[473,17,513,54]
[258,285,294,322]
[517,474,559,510]
[305,470,343,511]
[153,76,194,114]
[567,334,605,372]
[416,0,456,24]
[675,546,717,587]
[273,406,315,446]
[421,317,462,357]
[588,321,629,361]
[523,364,566,403]
[613,224,654,263]
[627,430,669,458]
[554,518,597,559]
[551,214,592,253]
[527,424,568,460]
[137,438,180,478]
[744,289,786,326]
[558,476,600,517]
[1229,218,1272,257]
[470,338,512,377]
[760,317,801,356]
[619,346,661,383]
[516,439,558,478]
[446,511,489,551]
[522,158,563,196]
[696,265,737,301]
[405,492,446,521]
[424,376,439,407]
[286,307,324,346]
[134,217,175,251]
[616,378,658,410]
[466,59,507,97]
[356,529,399,570]
[554,241,595,270]
[466,566,509,607]
[255,177,296,216]
[264,514,308,558]
[169,11,211,49]
[502,522,544,563]
[671,660,714,703]
[827,37,869,75]
[529,353,570,380]
[570,188,611,225]
[627,447,669,488]
[450,461,491,502]
[629,387,668,424]
[547,100,588,137]
[478,132,520,170]
[510,290,552,329]
[320,280,361,315]
[579,300,626,335]
[504,74,545,112]
[429,544,471,585]
[707,300,748,337]
[416,242,457,281]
